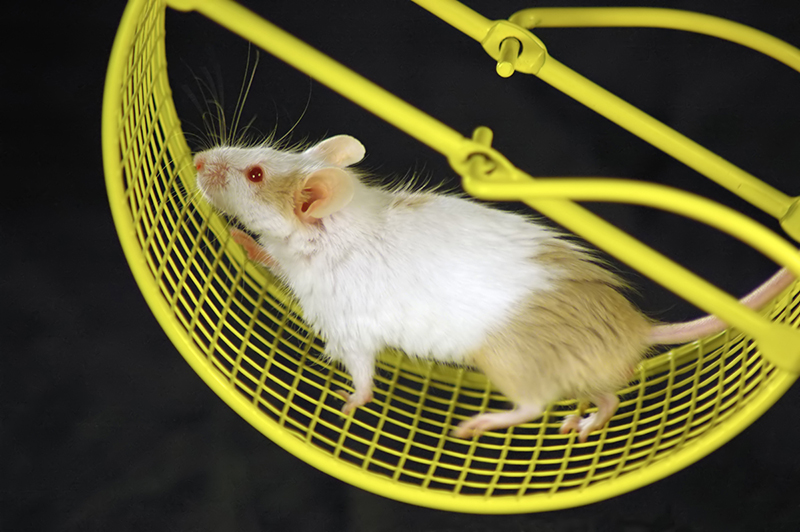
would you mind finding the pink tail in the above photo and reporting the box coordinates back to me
[648,268,796,345]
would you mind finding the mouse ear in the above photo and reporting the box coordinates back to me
[305,135,365,167]
[295,167,355,221]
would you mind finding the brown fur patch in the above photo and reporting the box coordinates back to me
[471,239,651,405]
[257,172,304,220]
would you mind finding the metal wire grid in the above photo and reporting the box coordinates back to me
[110,0,799,502]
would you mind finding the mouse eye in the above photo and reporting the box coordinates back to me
[246,165,264,183]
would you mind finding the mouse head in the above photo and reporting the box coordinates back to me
[193,135,365,237]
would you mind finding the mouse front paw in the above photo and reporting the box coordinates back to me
[230,229,277,268]
[335,388,374,415]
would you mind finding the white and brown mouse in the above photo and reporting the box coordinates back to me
[193,134,795,442]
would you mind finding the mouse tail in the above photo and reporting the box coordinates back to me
[648,267,795,345]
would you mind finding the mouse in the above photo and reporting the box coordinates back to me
[193,134,796,442]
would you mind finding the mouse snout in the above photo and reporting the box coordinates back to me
[193,153,209,172]
[193,153,230,190]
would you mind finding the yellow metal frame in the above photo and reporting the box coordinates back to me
[103,0,800,513]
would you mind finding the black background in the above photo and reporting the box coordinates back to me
[4,0,800,530]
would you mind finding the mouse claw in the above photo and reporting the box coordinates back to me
[335,388,373,415]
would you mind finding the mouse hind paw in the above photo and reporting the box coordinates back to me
[559,393,619,442]
[452,403,544,439]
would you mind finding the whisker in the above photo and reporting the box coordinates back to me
[231,45,261,146]
[203,63,227,145]
[180,58,229,149]
[274,77,312,149]
[180,45,314,153]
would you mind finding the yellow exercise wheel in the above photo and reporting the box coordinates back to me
[102,0,800,513]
